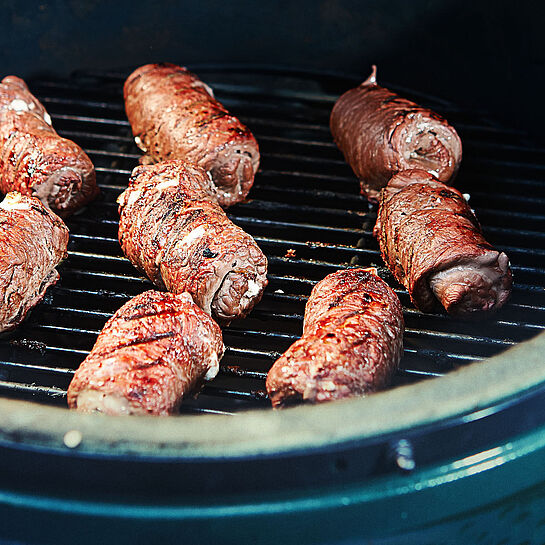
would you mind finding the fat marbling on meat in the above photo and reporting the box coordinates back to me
[374,169,512,316]
[0,192,69,332]
[124,63,259,208]
[68,290,224,415]
[0,76,98,217]
[330,66,462,202]
[117,160,267,323]
[266,268,404,408]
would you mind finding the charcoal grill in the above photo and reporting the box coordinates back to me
[1,66,545,544]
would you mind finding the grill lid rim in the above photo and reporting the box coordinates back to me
[1,328,544,460]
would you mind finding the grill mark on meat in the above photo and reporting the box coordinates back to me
[194,111,229,128]
[30,203,51,216]
[92,330,177,359]
[327,285,372,309]
[123,306,180,321]
[152,206,202,255]
[67,290,225,415]
[267,268,404,407]
[118,160,267,322]
[382,96,405,105]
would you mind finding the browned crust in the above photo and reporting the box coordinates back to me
[117,160,268,323]
[374,169,512,314]
[0,76,98,217]
[266,268,404,408]
[0,192,69,332]
[124,63,260,208]
[330,67,462,202]
[67,290,224,416]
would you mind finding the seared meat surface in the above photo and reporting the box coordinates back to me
[330,66,462,202]
[67,290,224,415]
[118,160,268,323]
[266,268,404,408]
[124,63,260,208]
[0,76,98,217]
[0,192,68,332]
[374,169,512,315]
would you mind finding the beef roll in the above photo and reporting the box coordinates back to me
[124,63,259,208]
[118,160,268,323]
[330,66,462,202]
[374,169,512,316]
[68,290,224,415]
[0,76,98,217]
[266,268,404,408]
[0,192,69,332]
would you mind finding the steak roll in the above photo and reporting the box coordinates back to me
[374,169,512,316]
[67,290,224,415]
[0,76,98,217]
[0,192,69,332]
[124,63,260,208]
[330,66,462,202]
[266,268,404,408]
[117,160,268,323]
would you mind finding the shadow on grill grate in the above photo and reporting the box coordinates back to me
[0,67,544,415]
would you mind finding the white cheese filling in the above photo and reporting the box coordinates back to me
[204,352,220,381]
[9,98,31,112]
[155,179,179,191]
[245,279,261,299]
[0,193,31,211]
[175,225,207,250]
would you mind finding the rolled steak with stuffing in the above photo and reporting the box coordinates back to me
[0,76,98,217]
[0,192,69,332]
[68,290,224,415]
[117,160,268,323]
[266,268,404,408]
[330,66,462,202]
[374,169,512,316]
[124,63,259,208]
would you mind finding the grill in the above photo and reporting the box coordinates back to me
[2,64,545,545]
[0,66,544,415]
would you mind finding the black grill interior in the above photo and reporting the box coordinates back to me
[0,67,543,415]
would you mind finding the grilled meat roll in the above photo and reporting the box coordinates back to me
[266,268,404,408]
[374,169,512,316]
[124,63,260,208]
[0,192,69,332]
[330,66,462,202]
[0,76,98,217]
[118,160,268,323]
[67,290,224,416]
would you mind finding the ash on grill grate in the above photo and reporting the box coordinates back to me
[0,67,544,414]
